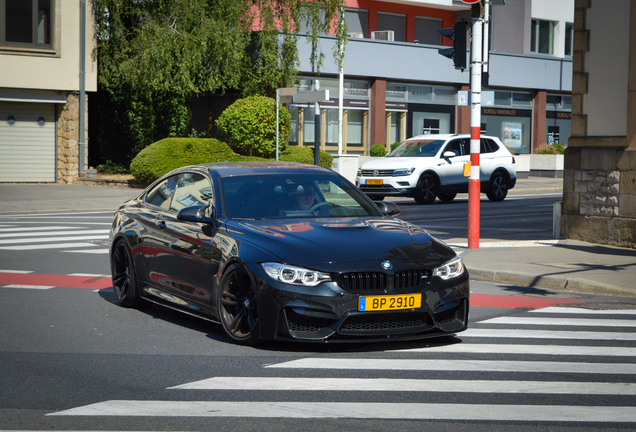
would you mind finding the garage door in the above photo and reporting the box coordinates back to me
[0,102,56,182]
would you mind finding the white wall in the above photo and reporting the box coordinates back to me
[0,1,97,92]
[584,0,629,136]
[531,0,575,58]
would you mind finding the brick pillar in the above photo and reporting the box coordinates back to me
[532,90,547,152]
[370,78,386,148]
[457,84,470,134]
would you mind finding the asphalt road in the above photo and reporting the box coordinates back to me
[1,199,636,431]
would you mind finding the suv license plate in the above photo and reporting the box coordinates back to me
[366,179,383,185]
[359,294,422,311]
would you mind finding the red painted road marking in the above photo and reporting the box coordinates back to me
[471,294,583,309]
[0,272,111,290]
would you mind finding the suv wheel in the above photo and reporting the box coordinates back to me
[486,172,508,202]
[414,174,437,205]
[437,192,457,202]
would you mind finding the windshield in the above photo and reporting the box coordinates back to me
[220,173,383,220]
[387,139,445,157]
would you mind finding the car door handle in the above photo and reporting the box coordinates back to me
[155,220,166,230]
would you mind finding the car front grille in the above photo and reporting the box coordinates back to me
[338,272,388,293]
[336,270,430,293]
[434,304,460,324]
[359,184,399,192]
[360,169,395,177]
[394,270,430,291]
[339,311,433,335]
[286,309,334,333]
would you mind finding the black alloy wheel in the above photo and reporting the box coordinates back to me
[111,239,141,308]
[218,264,260,345]
[414,174,438,205]
[437,192,457,202]
[486,172,508,201]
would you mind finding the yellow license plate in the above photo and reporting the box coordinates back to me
[366,179,383,185]
[359,293,421,312]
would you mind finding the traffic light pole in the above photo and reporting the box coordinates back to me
[468,5,485,249]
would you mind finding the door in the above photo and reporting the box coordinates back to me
[437,138,469,187]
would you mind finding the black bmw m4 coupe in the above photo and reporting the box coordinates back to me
[110,162,469,345]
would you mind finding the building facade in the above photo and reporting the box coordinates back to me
[287,0,573,156]
[561,0,636,248]
[0,0,97,184]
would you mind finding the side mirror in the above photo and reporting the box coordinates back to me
[443,151,456,158]
[375,201,400,216]
[177,204,216,224]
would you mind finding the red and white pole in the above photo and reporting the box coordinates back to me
[468,8,483,249]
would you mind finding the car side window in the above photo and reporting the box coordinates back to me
[170,173,214,213]
[146,175,179,209]
[481,138,499,153]
[444,139,468,157]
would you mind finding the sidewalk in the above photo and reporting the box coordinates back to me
[1,175,634,298]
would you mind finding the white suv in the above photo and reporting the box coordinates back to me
[356,134,517,204]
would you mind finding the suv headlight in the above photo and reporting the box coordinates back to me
[433,256,465,280]
[357,168,362,177]
[261,263,331,287]
[393,168,415,177]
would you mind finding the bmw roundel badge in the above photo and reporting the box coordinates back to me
[381,261,392,270]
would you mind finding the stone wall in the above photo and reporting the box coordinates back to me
[562,146,636,248]
[56,92,88,184]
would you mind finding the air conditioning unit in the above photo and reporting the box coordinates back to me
[347,32,364,38]
[371,30,394,41]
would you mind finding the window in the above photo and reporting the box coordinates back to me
[147,175,179,210]
[345,8,367,38]
[377,12,405,42]
[531,19,554,55]
[414,17,441,45]
[171,173,213,213]
[565,23,573,56]
[2,0,53,48]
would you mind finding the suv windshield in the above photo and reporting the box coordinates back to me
[387,139,445,157]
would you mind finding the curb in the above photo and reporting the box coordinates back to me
[74,177,146,189]
[468,267,636,298]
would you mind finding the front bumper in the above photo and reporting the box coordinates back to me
[249,264,470,343]
[356,175,418,197]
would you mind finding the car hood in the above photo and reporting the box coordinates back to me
[225,217,455,272]
[360,157,435,170]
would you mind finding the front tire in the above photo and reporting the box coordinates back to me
[218,263,260,346]
[414,174,438,205]
[111,239,141,308]
[437,192,457,202]
[486,172,509,202]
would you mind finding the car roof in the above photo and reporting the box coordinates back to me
[406,134,499,141]
[181,161,332,178]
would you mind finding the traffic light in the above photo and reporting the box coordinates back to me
[438,20,468,71]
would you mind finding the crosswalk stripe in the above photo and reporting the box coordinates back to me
[0,243,99,251]
[2,284,55,290]
[0,226,84,233]
[47,400,636,422]
[478,317,636,327]
[0,234,109,245]
[169,377,636,395]
[266,358,636,374]
[531,306,636,315]
[391,343,636,356]
[0,229,110,239]
[459,328,636,341]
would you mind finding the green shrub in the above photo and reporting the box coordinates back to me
[370,144,387,157]
[536,143,565,155]
[216,95,291,158]
[130,138,265,183]
[279,145,333,169]
[96,160,130,174]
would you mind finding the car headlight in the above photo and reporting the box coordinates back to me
[393,168,415,177]
[433,256,465,280]
[261,263,331,287]
[357,168,362,177]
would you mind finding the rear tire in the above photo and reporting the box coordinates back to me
[414,174,437,205]
[486,172,508,201]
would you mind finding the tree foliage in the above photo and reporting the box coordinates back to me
[90,0,346,167]
[216,96,291,158]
